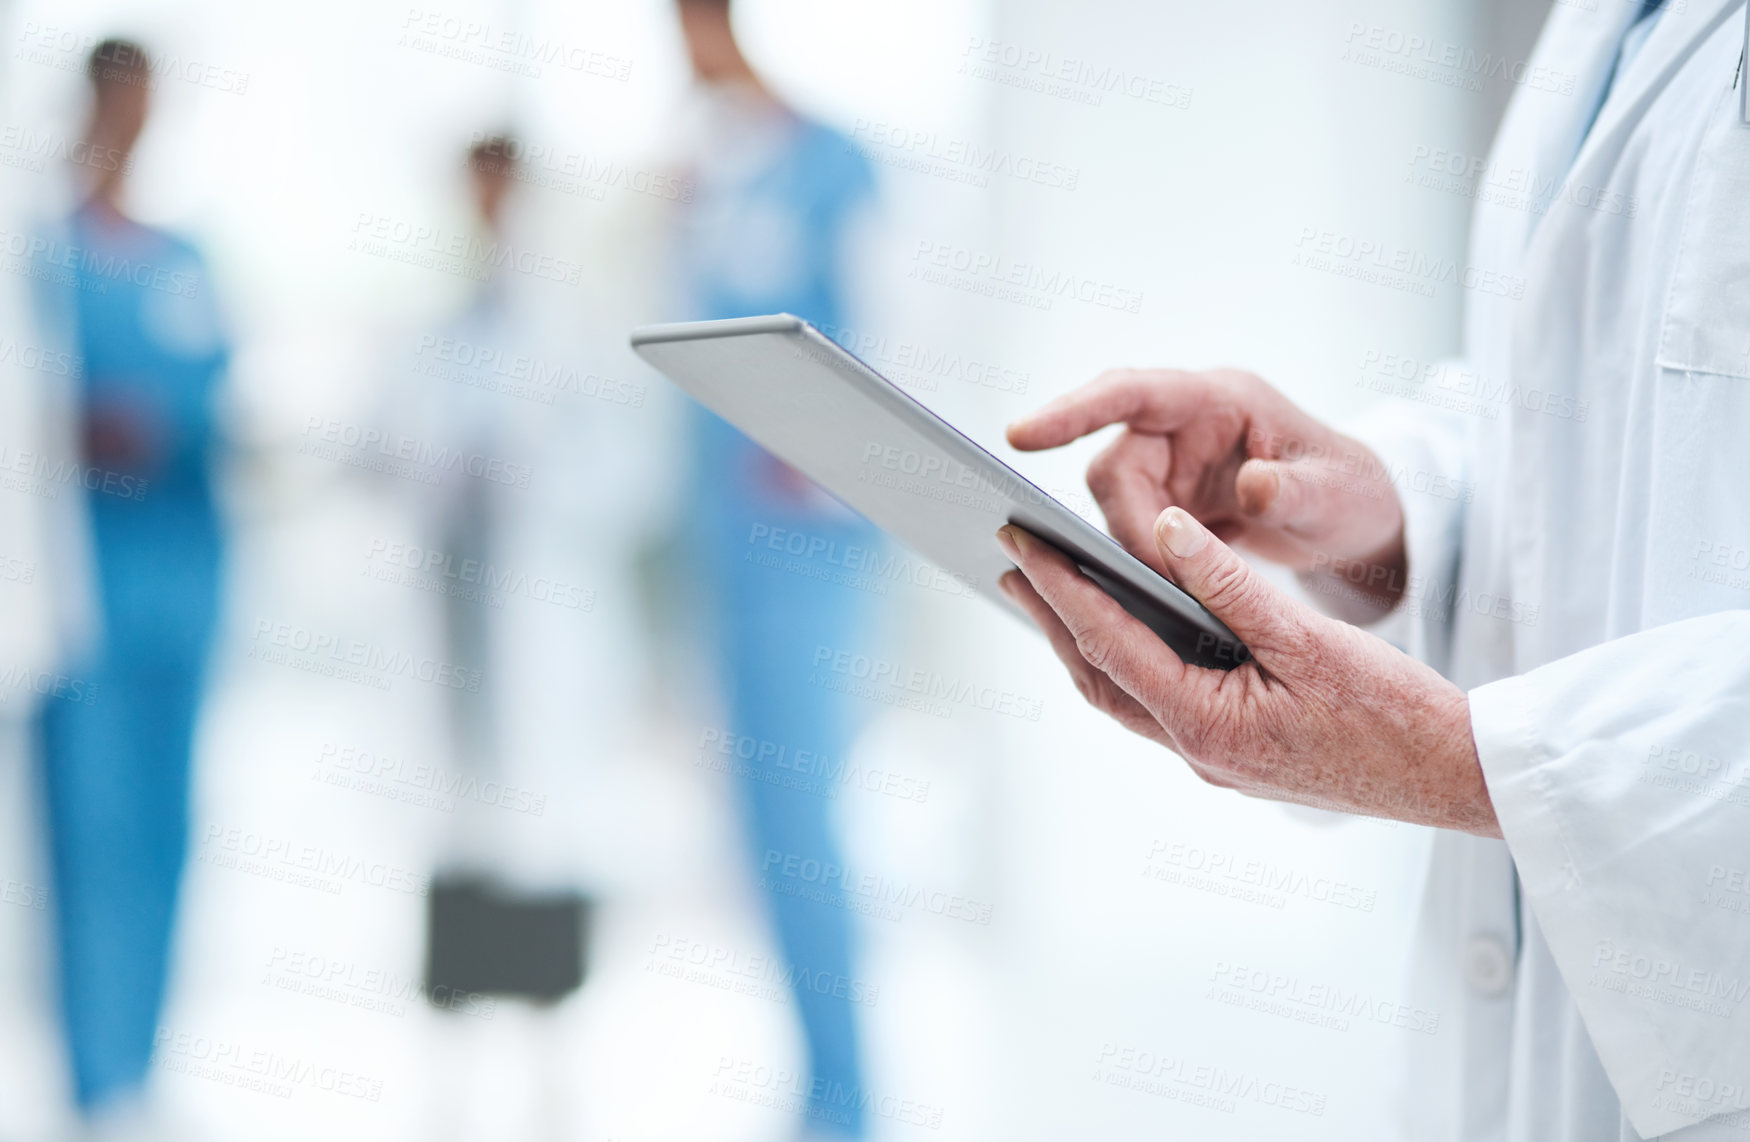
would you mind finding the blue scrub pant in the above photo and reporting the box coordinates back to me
[40,497,217,1110]
[700,419,878,1138]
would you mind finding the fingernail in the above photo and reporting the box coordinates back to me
[1157,507,1208,558]
[998,570,1023,599]
[996,525,1021,561]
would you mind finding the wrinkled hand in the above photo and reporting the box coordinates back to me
[996,510,1499,835]
[1008,368,1408,618]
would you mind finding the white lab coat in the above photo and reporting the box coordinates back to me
[0,259,60,713]
[379,238,679,886]
[1347,1,1750,1138]
[0,211,94,720]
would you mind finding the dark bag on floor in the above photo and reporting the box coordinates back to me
[424,874,589,1005]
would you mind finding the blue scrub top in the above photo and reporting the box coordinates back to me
[53,201,228,666]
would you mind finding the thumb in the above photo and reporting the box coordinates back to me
[1234,457,1338,533]
[1154,506,1313,657]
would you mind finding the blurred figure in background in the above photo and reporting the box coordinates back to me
[424,135,519,820]
[383,132,672,1138]
[392,131,665,890]
[33,39,230,1129]
[672,2,882,1138]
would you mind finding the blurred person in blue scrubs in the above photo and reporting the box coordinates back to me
[673,2,882,1137]
[32,39,229,1128]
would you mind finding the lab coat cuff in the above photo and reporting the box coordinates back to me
[1466,653,1735,1141]
[1465,673,1658,1126]
[1468,673,1563,893]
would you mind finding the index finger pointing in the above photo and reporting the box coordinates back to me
[1006,368,1207,452]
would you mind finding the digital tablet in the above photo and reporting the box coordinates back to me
[629,314,1249,671]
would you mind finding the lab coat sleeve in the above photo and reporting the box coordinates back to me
[1468,613,1750,1139]
[1338,395,1475,667]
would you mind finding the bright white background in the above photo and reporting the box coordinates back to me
[0,0,1547,1138]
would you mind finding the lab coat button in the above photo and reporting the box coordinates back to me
[1463,935,1513,997]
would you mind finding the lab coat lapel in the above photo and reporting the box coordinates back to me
[1485,1,1642,260]
[1472,5,1642,652]
[1566,0,1747,187]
